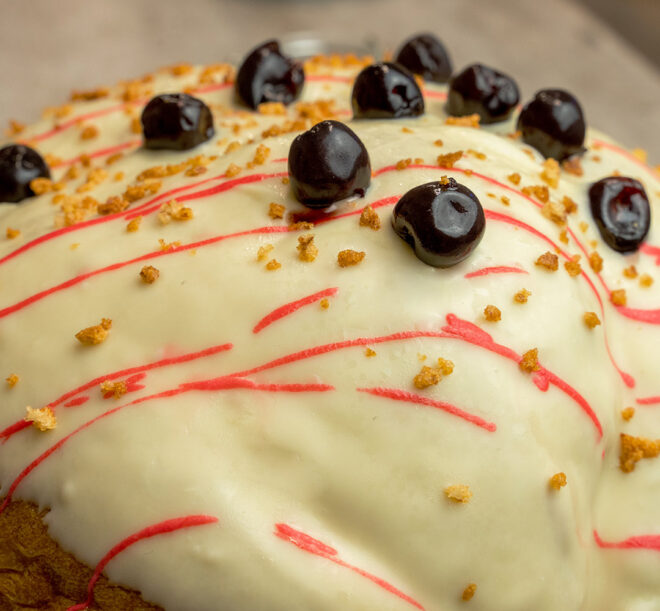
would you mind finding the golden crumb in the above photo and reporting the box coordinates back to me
[540,158,560,188]
[549,472,567,490]
[100,380,128,399]
[621,407,635,422]
[640,274,653,288]
[251,143,270,166]
[462,584,477,602]
[258,102,287,115]
[158,239,181,252]
[559,229,569,244]
[6,373,19,388]
[444,484,472,504]
[6,227,20,239]
[130,117,142,134]
[185,165,207,177]
[631,148,647,163]
[445,114,480,128]
[25,406,57,432]
[365,348,376,357]
[30,177,54,195]
[75,318,112,346]
[71,86,110,101]
[124,179,161,203]
[139,265,160,284]
[5,119,25,136]
[592,155,601,162]
[620,433,660,472]
[80,124,99,140]
[541,201,567,225]
[437,357,454,376]
[519,348,540,373]
[583,312,601,329]
[401,126,414,133]
[319,298,330,309]
[289,221,314,231]
[439,175,450,185]
[561,196,578,214]
[114,171,125,182]
[466,149,487,160]
[168,62,193,76]
[610,289,627,307]
[561,156,583,176]
[257,244,274,262]
[437,151,463,168]
[106,152,124,166]
[514,288,531,304]
[507,172,521,186]
[359,205,381,230]
[80,154,92,167]
[623,265,638,279]
[483,305,501,322]
[396,158,412,170]
[589,251,603,273]
[98,196,129,215]
[158,200,194,224]
[522,185,550,204]
[265,259,281,271]
[225,163,241,178]
[281,176,290,185]
[414,365,442,389]
[564,255,582,277]
[535,251,559,271]
[337,249,365,267]
[268,202,286,219]
[70,243,79,250]
[126,216,142,232]
[434,139,444,147]
[297,234,318,262]
[500,195,510,206]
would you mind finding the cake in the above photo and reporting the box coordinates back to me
[0,35,659,611]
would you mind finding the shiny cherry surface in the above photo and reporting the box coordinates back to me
[392,178,485,267]
[141,93,214,150]
[0,144,51,203]
[235,40,304,109]
[517,89,585,160]
[589,176,650,253]
[446,64,519,124]
[395,33,452,83]
[288,120,371,209]
[352,62,424,119]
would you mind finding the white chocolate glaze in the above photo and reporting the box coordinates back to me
[0,61,659,610]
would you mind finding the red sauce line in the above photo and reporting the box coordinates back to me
[0,342,232,443]
[594,530,660,552]
[180,376,334,394]
[422,90,447,100]
[636,396,660,406]
[63,396,89,408]
[51,139,142,168]
[357,387,497,432]
[253,287,339,333]
[275,523,424,610]
[590,139,660,179]
[464,265,528,279]
[67,514,219,611]
[640,243,660,265]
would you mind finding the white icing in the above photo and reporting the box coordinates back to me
[0,63,659,611]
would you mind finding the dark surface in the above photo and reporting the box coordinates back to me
[395,33,453,83]
[0,145,50,203]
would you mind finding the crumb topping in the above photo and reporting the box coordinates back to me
[319,298,330,309]
[297,234,318,262]
[337,249,365,267]
[225,163,241,178]
[444,484,472,504]
[6,373,19,388]
[434,139,444,147]
[6,227,20,239]
[610,289,627,307]
[621,407,635,421]
[541,200,567,225]
[640,274,653,288]
[623,265,638,279]
[258,102,287,115]
[519,348,540,373]
[265,259,281,271]
[620,433,660,472]
[589,252,603,273]
[437,151,463,168]
[500,195,510,206]
[514,288,531,304]
[25,406,57,432]
[158,239,181,252]
[535,251,559,271]
[562,196,577,214]
[126,216,142,232]
[540,159,560,188]
[561,157,583,176]
[522,185,550,204]
[268,202,286,219]
[100,380,128,399]
[507,172,521,186]
[483,305,501,322]
[289,221,314,231]
[140,265,160,284]
[359,205,381,230]
[75,318,112,346]
[462,584,477,602]
[30,177,54,195]
[257,244,274,261]
[549,472,567,490]
[80,124,99,140]
[564,255,582,277]
[396,158,413,170]
[414,366,441,389]
[158,200,194,224]
[445,114,480,128]
[583,312,601,329]
[98,196,129,215]
[365,348,376,357]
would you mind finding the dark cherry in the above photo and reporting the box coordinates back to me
[394,33,452,83]
[517,89,585,160]
[392,178,485,267]
[447,64,519,124]
[0,144,50,203]
[235,40,304,109]
[141,93,214,150]
[288,120,371,209]
[352,62,424,119]
[589,176,650,253]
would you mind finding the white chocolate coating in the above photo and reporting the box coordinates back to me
[0,62,659,611]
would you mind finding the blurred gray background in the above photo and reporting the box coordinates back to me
[1,0,658,160]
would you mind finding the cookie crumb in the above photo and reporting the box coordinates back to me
[564,255,582,277]
[589,252,603,273]
[620,433,660,472]
[337,249,365,267]
[561,157,583,176]
[100,380,128,400]
[437,151,463,168]
[623,265,638,279]
[359,205,381,230]
[140,265,160,284]
[80,124,99,140]
[6,373,19,388]
[126,216,142,232]
[541,200,566,225]
[583,312,601,329]
[507,172,521,186]
[483,305,501,322]
[365,348,376,357]
[522,185,550,204]
[639,274,653,288]
[434,139,444,147]
[6,227,20,239]
[621,407,635,422]
[514,288,531,304]
[288,221,314,231]
[75,318,112,345]
[519,348,540,373]
[535,251,559,271]
[225,163,241,178]
[268,202,286,219]
[257,244,274,261]
[265,259,281,271]
[540,159,560,188]
[610,289,627,307]
[158,239,181,252]
[319,298,330,309]
[500,195,510,206]
[444,484,472,504]
[414,366,442,389]
[396,158,412,170]
[158,200,194,224]
[445,114,480,128]
[462,584,477,602]
[549,472,567,490]
[297,234,318,262]
[25,406,57,432]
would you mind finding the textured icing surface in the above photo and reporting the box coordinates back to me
[0,61,659,610]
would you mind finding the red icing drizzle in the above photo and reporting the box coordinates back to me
[51,139,142,168]
[357,387,497,432]
[67,514,219,611]
[63,396,89,408]
[640,243,660,266]
[590,139,660,179]
[275,523,424,610]
[594,530,660,552]
[636,396,660,406]
[464,265,528,279]
[253,287,339,333]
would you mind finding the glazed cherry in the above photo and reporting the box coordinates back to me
[392,178,485,267]
[0,144,51,203]
[517,89,585,160]
[288,120,371,209]
[446,64,519,124]
[141,93,214,150]
[394,33,452,83]
[235,40,304,109]
[589,176,650,253]
[352,62,424,119]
